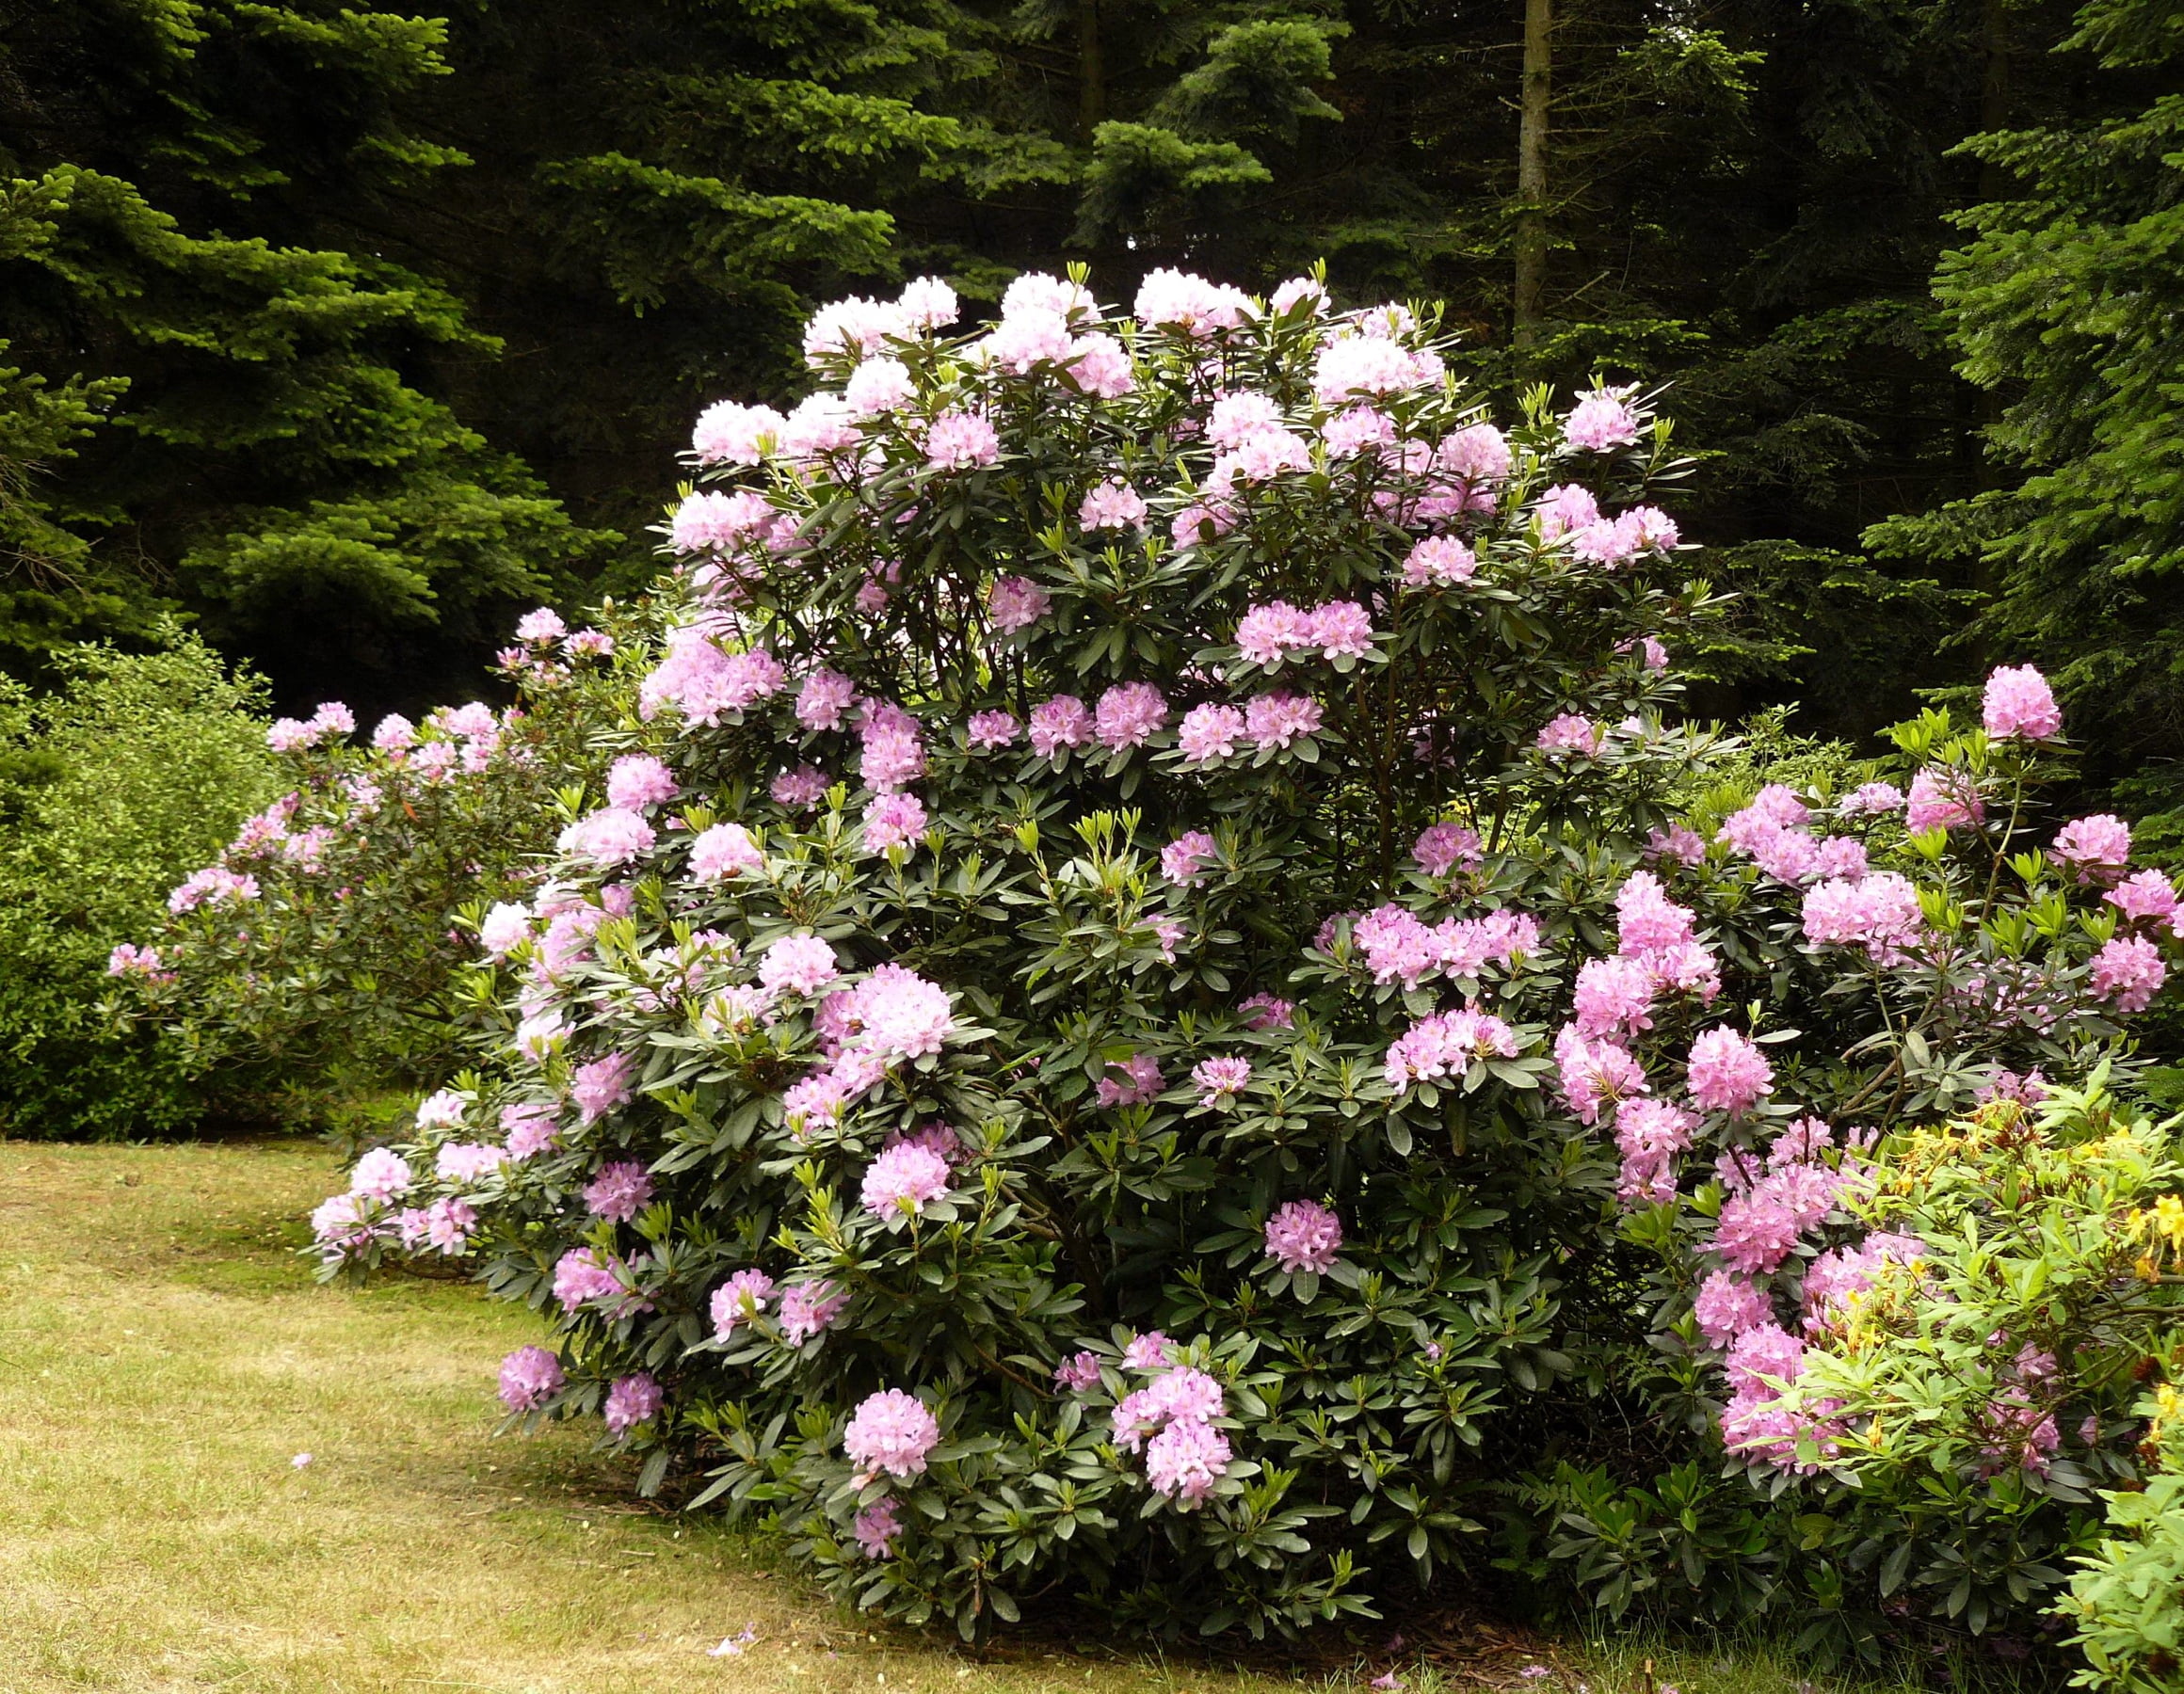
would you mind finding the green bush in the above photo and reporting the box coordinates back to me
[0,631,275,1136]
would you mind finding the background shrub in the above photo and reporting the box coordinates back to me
[0,631,275,1136]
[119,614,634,1127]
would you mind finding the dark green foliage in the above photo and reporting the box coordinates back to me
[1868,0,2184,823]
[0,631,275,1137]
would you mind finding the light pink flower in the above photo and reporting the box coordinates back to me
[603,1372,663,1436]
[843,1388,940,1482]
[1028,695,1096,757]
[1686,1028,1773,1115]
[1263,1200,1341,1275]
[1192,1056,1251,1105]
[860,1143,952,1218]
[1095,682,1169,749]
[1983,664,2062,741]
[498,1346,564,1411]
[690,822,763,883]
[2091,935,2166,1015]
[1178,702,1247,763]
[1565,387,1642,451]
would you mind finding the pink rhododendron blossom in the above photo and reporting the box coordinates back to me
[1208,392,1285,447]
[1244,692,1323,748]
[692,400,786,465]
[1028,695,1096,757]
[1263,1200,1342,1275]
[1438,424,1512,483]
[1839,781,1904,816]
[1134,269,1253,336]
[771,766,828,808]
[570,1051,636,1122]
[551,1247,622,1311]
[106,942,163,978]
[501,1102,559,1159]
[1095,682,1169,749]
[857,709,925,792]
[1574,954,1657,1038]
[1162,830,1219,885]
[1192,1056,1251,1105]
[1121,1332,1174,1370]
[396,1191,475,1255]
[689,823,763,883]
[1309,601,1373,659]
[988,575,1051,633]
[1080,480,1148,529]
[2110,868,2180,925]
[1564,387,1642,451]
[1178,703,1246,763]
[710,1269,777,1336]
[1614,1096,1697,1206]
[605,754,679,808]
[1145,1417,1230,1505]
[1536,483,1600,539]
[1097,1052,1164,1108]
[779,1279,848,1345]
[169,866,259,912]
[795,668,858,732]
[558,807,655,869]
[966,710,1020,750]
[479,901,531,957]
[1801,872,1925,964]
[1686,1028,1773,1114]
[1536,713,1603,756]
[604,1372,663,1436]
[436,1143,508,1184]
[1905,769,1983,833]
[349,1147,413,1201]
[1413,822,1482,876]
[498,1346,565,1411]
[860,1143,952,1218]
[854,1496,903,1558]
[584,1160,654,1223]
[1269,276,1328,315]
[843,356,915,416]
[1312,333,1443,404]
[1802,1233,1925,1332]
[923,409,1000,471]
[802,295,910,363]
[1402,535,1476,588]
[1240,994,1293,1030]
[843,1389,940,1482]
[1053,1351,1103,1392]
[1693,1272,1774,1348]
[2091,935,2166,1014]
[862,792,927,853]
[1322,405,1394,456]
[1113,1366,1225,1450]
[1386,1008,1520,1091]
[1553,1026,1647,1125]
[1983,664,2062,741]
[895,275,958,329]
[2051,814,2131,883]
[1235,600,1313,665]
[759,933,840,997]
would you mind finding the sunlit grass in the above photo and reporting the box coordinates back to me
[0,1140,2031,1693]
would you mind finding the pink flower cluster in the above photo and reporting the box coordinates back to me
[1413,822,1483,877]
[639,622,785,726]
[2051,814,2131,884]
[1232,600,1375,666]
[1717,785,1868,887]
[710,1269,778,1337]
[1262,1200,1342,1275]
[1401,535,1476,589]
[1349,903,1538,989]
[1983,663,2062,741]
[1800,871,1924,963]
[1385,1008,1520,1092]
[497,1345,565,1412]
[1614,1097,1696,1206]
[1096,1052,1164,1109]
[1113,1364,1231,1506]
[1192,1056,1251,1105]
[843,1388,940,1483]
[860,1142,952,1218]
[1686,1027,1774,1115]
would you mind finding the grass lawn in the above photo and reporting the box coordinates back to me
[0,1139,1994,1694]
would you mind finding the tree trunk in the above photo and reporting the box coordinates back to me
[1079,0,1106,141]
[1513,0,1552,353]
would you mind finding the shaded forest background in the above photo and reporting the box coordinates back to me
[1,0,2177,814]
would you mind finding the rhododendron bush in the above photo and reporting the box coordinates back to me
[283,272,2177,1644]
[118,617,632,1111]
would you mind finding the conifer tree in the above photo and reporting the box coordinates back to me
[0,0,611,711]
[1868,0,2184,818]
